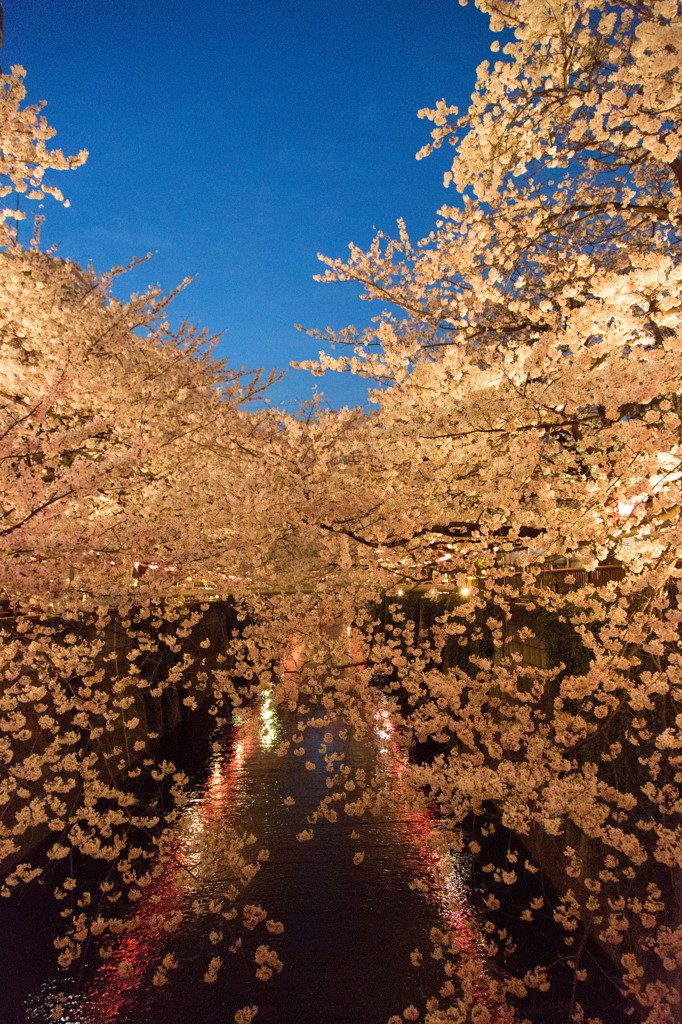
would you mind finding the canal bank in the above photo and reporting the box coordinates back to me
[0,599,243,880]
[369,587,681,1008]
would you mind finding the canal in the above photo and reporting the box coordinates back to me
[0,686,515,1024]
[0,686,627,1024]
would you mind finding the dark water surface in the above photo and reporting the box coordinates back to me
[1,696,499,1024]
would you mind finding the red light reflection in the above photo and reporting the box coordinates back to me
[77,714,260,1023]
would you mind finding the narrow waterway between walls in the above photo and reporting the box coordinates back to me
[1,692,509,1024]
[0,691,625,1024]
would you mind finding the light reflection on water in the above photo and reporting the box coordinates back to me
[19,690,504,1024]
[371,698,508,1009]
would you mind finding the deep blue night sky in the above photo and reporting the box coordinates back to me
[3,0,492,408]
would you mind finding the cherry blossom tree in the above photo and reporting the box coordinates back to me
[291,2,682,1021]
[0,63,284,602]
[0,65,286,1006]
[0,65,86,243]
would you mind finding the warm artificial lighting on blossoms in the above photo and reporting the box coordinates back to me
[1,4,680,1023]
[616,498,645,517]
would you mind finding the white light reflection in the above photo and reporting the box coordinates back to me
[259,689,281,750]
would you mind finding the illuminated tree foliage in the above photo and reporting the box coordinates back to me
[295,2,682,1020]
[1,3,681,1023]
[0,61,284,1018]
